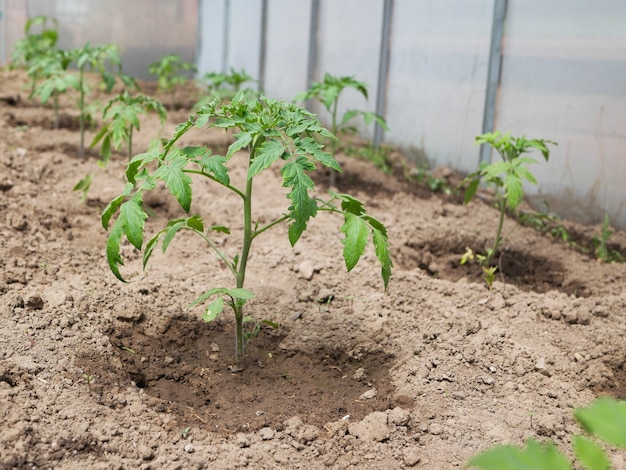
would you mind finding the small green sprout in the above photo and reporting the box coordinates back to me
[461,132,556,284]
[593,214,625,263]
[82,373,94,390]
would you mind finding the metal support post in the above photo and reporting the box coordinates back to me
[373,0,393,146]
[479,0,508,164]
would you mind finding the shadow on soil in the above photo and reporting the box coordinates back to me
[396,235,590,297]
[76,315,405,435]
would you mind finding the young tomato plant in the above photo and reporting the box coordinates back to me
[295,73,389,186]
[461,132,555,282]
[91,91,167,163]
[148,54,197,106]
[469,397,626,470]
[71,43,137,158]
[199,67,257,100]
[29,50,77,129]
[592,214,625,263]
[102,92,392,370]
[11,15,59,95]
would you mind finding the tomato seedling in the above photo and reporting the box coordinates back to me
[148,54,197,106]
[295,73,389,186]
[199,67,257,100]
[91,91,167,163]
[461,132,555,283]
[102,92,392,369]
[71,43,137,158]
[11,15,59,95]
[29,50,77,129]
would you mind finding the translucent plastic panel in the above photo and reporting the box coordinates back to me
[262,0,312,101]
[385,0,493,174]
[497,0,626,226]
[24,0,198,80]
[314,0,384,138]
[224,0,262,81]
[197,0,228,75]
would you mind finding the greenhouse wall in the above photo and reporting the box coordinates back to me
[2,0,626,229]
[2,0,197,79]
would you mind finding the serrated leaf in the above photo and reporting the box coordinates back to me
[483,161,510,181]
[186,214,204,232]
[368,216,392,289]
[338,193,366,216]
[282,156,317,244]
[101,188,131,229]
[199,155,230,185]
[295,137,341,172]
[105,217,127,282]
[154,153,193,212]
[468,439,571,470]
[572,435,609,470]
[340,212,369,272]
[209,225,230,234]
[249,140,285,178]
[575,397,626,448]
[119,193,147,249]
[226,131,252,159]
[515,165,538,185]
[504,173,523,209]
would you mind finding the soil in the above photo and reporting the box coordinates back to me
[2,68,626,469]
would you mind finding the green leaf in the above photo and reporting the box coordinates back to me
[504,173,523,209]
[249,140,285,178]
[101,190,128,229]
[227,288,255,300]
[575,397,626,448]
[468,439,571,470]
[463,178,480,205]
[367,215,392,289]
[119,193,147,249]
[340,212,369,272]
[572,435,610,470]
[295,137,341,172]
[154,152,193,212]
[282,156,317,244]
[189,287,229,308]
[516,165,538,185]
[226,131,252,159]
[202,297,224,322]
[105,216,127,282]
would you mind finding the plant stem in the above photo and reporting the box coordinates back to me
[128,127,133,161]
[232,144,256,366]
[53,93,59,129]
[487,199,507,267]
[78,67,85,159]
[329,99,339,187]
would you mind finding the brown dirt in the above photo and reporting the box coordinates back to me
[2,68,626,469]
